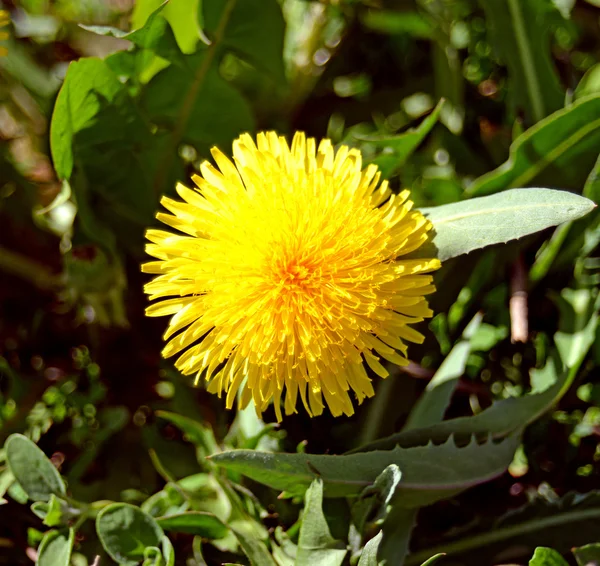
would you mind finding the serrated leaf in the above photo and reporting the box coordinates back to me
[211,434,519,508]
[478,0,564,123]
[404,313,482,430]
[358,532,382,566]
[467,96,600,196]
[361,100,444,178]
[352,357,568,453]
[297,480,347,566]
[420,188,595,262]
[81,1,185,66]
[157,511,228,539]
[203,0,286,85]
[96,503,165,566]
[529,547,570,566]
[5,434,65,502]
[36,529,74,566]
[573,543,600,566]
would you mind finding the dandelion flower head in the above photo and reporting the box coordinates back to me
[143,132,440,421]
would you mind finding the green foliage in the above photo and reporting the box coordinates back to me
[211,433,520,506]
[529,547,570,566]
[5,434,66,502]
[423,188,595,261]
[468,96,600,196]
[296,480,347,566]
[96,503,166,566]
[1,0,600,565]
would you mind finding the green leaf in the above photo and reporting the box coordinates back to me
[231,526,278,566]
[96,503,165,566]
[157,512,228,539]
[405,491,600,565]
[211,434,519,508]
[81,2,185,66]
[573,543,600,566]
[50,58,158,229]
[478,0,564,123]
[203,0,286,85]
[5,434,65,502]
[36,529,74,566]
[421,188,595,262]
[379,506,417,566]
[297,480,347,566]
[132,0,201,54]
[352,465,402,535]
[31,494,81,527]
[467,96,600,196]
[141,51,255,151]
[583,153,600,203]
[353,321,592,453]
[358,532,382,566]
[529,548,570,566]
[361,100,444,178]
[404,313,482,430]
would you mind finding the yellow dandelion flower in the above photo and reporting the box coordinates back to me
[143,131,440,421]
[0,10,9,57]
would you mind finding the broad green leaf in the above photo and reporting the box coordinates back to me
[420,188,595,262]
[81,2,185,67]
[36,529,74,566]
[297,480,347,566]
[467,96,600,196]
[50,58,158,228]
[5,434,65,502]
[231,526,278,566]
[405,491,600,565]
[358,532,382,566]
[573,543,600,566]
[478,0,564,123]
[404,313,482,430]
[96,503,165,566]
[141,51,254,152]
[157,512,228,539]
[529,548,569,566]
[361,100,444,178]
[203,0,286,85]
[211,433,519,508]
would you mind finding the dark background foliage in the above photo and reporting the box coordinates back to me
[0,1,599,565]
